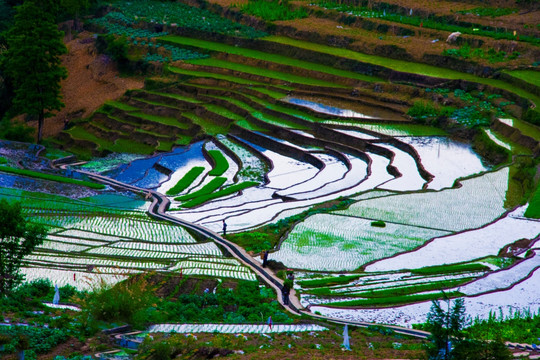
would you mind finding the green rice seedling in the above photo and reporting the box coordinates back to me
[182,181,259,208]
[175,177,227,202]
[207,150,229,176]
[166,167,206,196]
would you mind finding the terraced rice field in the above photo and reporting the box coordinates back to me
[5,0,540,328]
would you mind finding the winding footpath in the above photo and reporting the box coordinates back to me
[74,168,431,339]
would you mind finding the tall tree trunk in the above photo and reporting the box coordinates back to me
[37,110,44,144]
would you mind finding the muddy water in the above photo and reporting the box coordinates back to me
[283,96,407,121]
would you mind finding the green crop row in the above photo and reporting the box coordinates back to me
[297,274,361,288]
[326,291,464,307]
[0,166,105,190]
[175,177,227,202]
[207,150,229,176]
[182,181,258,208]
[166,167,206,196]
[411,262,491,275]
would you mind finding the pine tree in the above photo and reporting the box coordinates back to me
[0,200,46,295]
[3,0,67,143]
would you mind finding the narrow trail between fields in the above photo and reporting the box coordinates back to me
[73,168,431,339]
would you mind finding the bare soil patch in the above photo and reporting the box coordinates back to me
[37,31,144,140]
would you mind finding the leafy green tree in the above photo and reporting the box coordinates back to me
[2,0,67,143]
[0,200,46,295]
[425,297,467,359]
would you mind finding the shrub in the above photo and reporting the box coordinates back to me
[371,220,386,227]
[407,101,439,123]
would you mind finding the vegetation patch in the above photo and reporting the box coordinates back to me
[241,0,308,21]
[0,166,105,189]
[175,177,227,202]
[411,263,491,276]
[524,182,540,219]
[166,167,206,196]
[182,181,259,208]
[297,274,361,288]
[326,291,464,307]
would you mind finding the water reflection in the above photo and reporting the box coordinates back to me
[284,97,378,119]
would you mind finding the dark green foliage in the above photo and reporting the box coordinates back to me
[450,338,512,360]
[467,309,540,344]
[425,297,467,359]
[0,120,34,142]
[371,220,386,227]
[166,167,205,196]
[0,200,46,295]
[407,101,439,123]
[241,0,308,21]
[472,130,511,164]
[523,108,540,126]
[207,150,229,176]
[174,177,227,202]
[182,181,258,208]
[524,182,540,218]
[160,280,291,324]
[0,166,106,189]
[105,35,129,64]
[0,326,69,354]
[3,0,67,143]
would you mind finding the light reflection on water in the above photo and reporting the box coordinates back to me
[283,97,378,119]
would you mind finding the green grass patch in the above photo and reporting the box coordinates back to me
[159,35,381,83]
[182,181,258,207]
[188,58,346,88]
[252,87,288,99]
[0,157,7,164]
[182,112,228,135]
[524,183,540,219]
[327,291,464,307]
[207,150,229,176]
[105,100,139,111]
[297,274,361,288]
[505,70,540,88]
[175,177,227,202]
[145,90,203,104]
[0,166,105,189]
[411,263,491,276]
[167,65,265,85]
[166,167,206,196]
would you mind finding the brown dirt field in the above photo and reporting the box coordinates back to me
[37,31,144,140]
